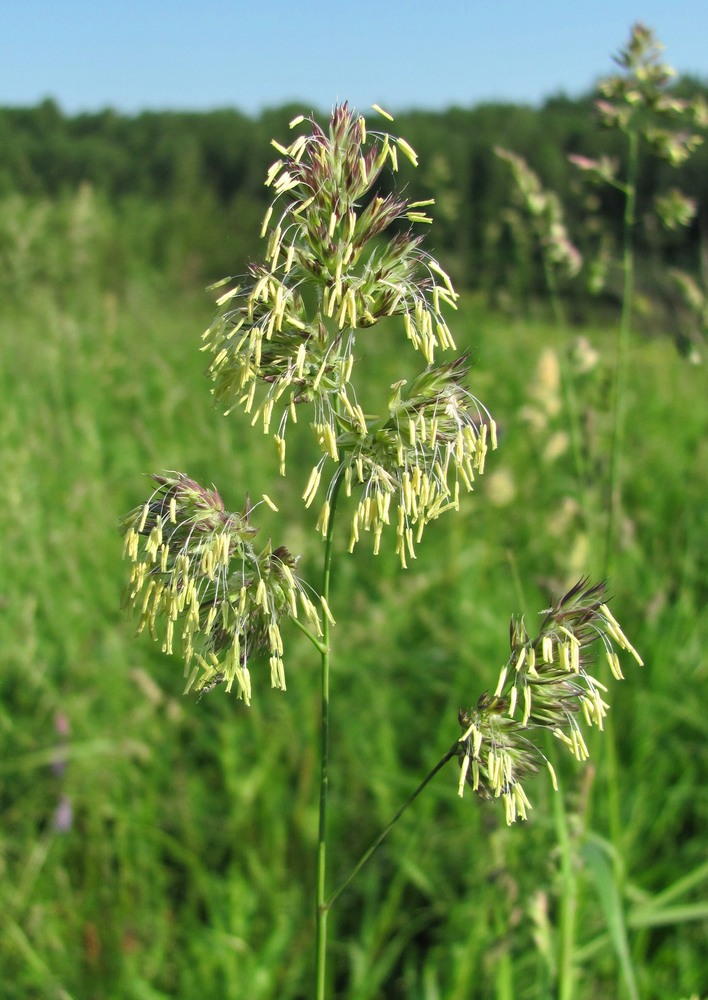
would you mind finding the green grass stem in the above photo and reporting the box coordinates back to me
[315,465,344,1000]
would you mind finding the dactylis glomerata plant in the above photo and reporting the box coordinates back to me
[121,103,642,997]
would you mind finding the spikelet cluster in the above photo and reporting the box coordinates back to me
[456,579,643,824]
[121,473,322,702]
[307,357,496,566]
[570,23,706,180]
[201,104,494,558]
[495,147,582,279]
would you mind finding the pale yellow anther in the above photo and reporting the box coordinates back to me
[395,136,418,166]
[494,666,508,698]
[256,578,269,612]
[243,381,256,414]
[275,435,286,476]
[347,288,357,328]
[607,649,624,679]
[560,642,571,671]
[371,104,394,121]
[302,464,322,507]
[522,685,532,727]
[264,163,282,188]
[457,753,471,797]
[270,655,286,691]
[274,172,298,195]
[267,224,283,263]
[348,517,360,552]
[139,578,156,615]
[138,502,150,533]
[262,398,275,432]
[458,721,474,744]
[508,685,518,717]
[312,361,327,391]
[163,618,175,656]
[515,784,532,820]
[571,640,580,673]
[457,464,473,492]
[268,622,284,656]
[342,465,353,498]
[123,528,139,561]
[406,211,432,225]
[343,352,354,383]
[361,494,372,529]
[322,423,339,460]
[358,156,368,185]
[581,697,594,729]
[293,194,315,215]
[553,728,571,749]
[316,500,331,536]
[320,596,336,625]
[488,751,500,792]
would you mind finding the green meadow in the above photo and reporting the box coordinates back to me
[1,99,707,997]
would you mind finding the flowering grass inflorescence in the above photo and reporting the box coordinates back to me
[495,146,582,281]
[202,103,495,565]
[570,23,707,194]
[121,473,322,702]
[117,89,650,999]
[456,579,643,824]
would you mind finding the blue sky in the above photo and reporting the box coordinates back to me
[2,1,706,116]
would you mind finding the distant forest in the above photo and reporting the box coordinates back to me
[1,84,707,315]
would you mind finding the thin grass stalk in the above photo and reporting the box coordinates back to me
[603,127,639,848]
[604,128,638,576]
[601,126,639,1000]
[315,465,345,1000]
[325,743,458,912]
[553,775,579,1000]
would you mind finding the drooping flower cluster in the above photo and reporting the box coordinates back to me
[495,147,582,280]
[456,579,643,824]
[202,104,494,561]
[121,473,323,702]
[569,23,707,189]
[595,22,707,166]
[307,358,496,566]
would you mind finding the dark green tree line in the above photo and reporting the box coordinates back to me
[0,86,706,311]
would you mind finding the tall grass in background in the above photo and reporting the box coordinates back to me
[495,27,707,998]
[1,27,707,1000]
